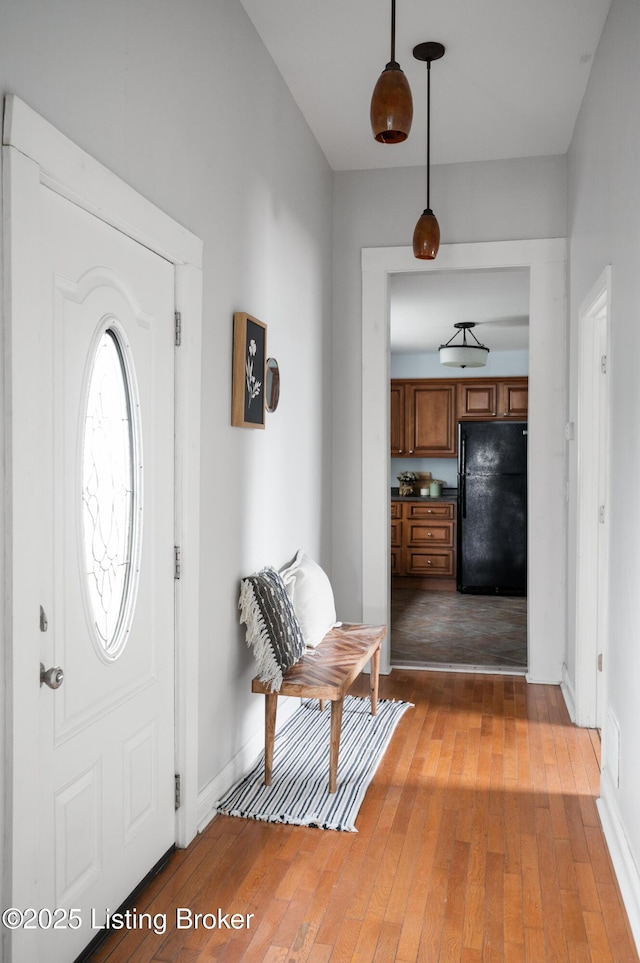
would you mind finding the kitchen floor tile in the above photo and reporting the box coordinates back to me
[391,587,527,670]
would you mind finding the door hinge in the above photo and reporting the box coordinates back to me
[601,354,607,374]
[597,653,603,672]
[174,774,181,810]
[175,310,182,347]
[599,505,605,524]
[174,545,181,580]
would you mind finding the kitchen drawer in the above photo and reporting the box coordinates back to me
[406,502,455,520]
[405,549,455,578]
[391,518,402,547]
[406,520,454,548]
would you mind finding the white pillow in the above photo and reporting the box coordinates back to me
[280,550,338,647]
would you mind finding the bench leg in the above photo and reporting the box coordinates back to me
[329,697,344,793]
[370,644,380,716]
[264,693,277,785]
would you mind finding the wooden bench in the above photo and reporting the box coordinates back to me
[251,622,386,793]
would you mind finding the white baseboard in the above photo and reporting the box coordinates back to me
[196,696,300,833]
[597,769,640,955]
[560,663,577,722]
[525,673,563,685]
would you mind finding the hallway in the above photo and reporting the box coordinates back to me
[89,670,636,962]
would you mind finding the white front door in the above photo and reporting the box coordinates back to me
[12,183,176,962]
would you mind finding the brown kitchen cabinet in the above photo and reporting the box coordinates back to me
[457,380,498,419]
[390,381,406,456]
[391,499,457,589]
[498,378,528,418]
[391,380,457,457]
[390,500,402,574]
[390,377,528,458]
[409,382,457,456]
[457,377,528,420]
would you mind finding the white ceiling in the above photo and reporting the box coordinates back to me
[239,0,610,352]
[239,0,611,172]
[390,268,530,354]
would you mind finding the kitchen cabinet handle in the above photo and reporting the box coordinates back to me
[427,532,432,537]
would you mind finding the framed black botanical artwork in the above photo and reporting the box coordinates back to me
[231,312,266,428]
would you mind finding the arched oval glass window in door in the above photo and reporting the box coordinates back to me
[81,326,142,660]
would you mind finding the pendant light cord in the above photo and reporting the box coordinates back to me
[390,0,397,66]
[426,60,431,210]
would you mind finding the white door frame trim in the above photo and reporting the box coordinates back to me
[2,97,202,927]
[362,239,567,682]
[573,265,611,727]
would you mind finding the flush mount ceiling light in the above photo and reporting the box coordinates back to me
[412,41,445,260]
[370,0,413,144]
[439,322,489,368]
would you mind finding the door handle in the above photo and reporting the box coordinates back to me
[40,663,64,689]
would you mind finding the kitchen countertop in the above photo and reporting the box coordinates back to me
[391,487,457,502]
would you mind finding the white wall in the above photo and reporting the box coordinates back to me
[331,157,566,620]
[0,0,333,874]
[567,0,640,943]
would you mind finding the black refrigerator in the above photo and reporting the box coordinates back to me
[457,421,527,595]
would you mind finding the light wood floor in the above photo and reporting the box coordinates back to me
[91,670,638,962]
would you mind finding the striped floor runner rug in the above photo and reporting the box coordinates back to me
[216,696,412,832]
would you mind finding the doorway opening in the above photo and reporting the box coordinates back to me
[388,267,529,672]
[361,239,567,684]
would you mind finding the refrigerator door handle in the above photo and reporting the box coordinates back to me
[460,434,467,519]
